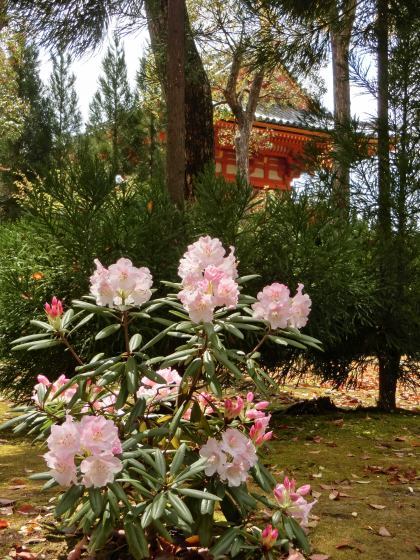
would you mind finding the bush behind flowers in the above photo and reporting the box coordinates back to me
[2,237,321,559]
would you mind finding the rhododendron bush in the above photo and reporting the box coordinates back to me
[2,236,322,560]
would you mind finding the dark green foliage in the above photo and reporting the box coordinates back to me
[0,220,81,398]
[88,35,135,174]
[48,50,82,158]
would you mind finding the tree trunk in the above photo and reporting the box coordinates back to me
[376,0,397,411]
[235,118,251,182]
[166,0,185,208]
[377,352,399,411]
[144,0,214,199]
[330,0,356,215]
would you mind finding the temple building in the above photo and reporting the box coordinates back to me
[214,106,328,191]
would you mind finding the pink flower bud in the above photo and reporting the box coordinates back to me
[255,401,269,410]
[261,524,278,549]
[246,392,254,403]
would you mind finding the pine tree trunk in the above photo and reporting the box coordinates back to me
[330,0,356,215]
[144,0,214,199]
[376,0,397,411]
[166,0,185,208]
[377,352,399,411]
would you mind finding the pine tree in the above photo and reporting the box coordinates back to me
[49,50,81,159]
[88,35,132,174]
[11,40,53,176]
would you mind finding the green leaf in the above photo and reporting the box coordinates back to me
[28,339,62,351]
[153,450,166,478]
[125,518,149,559]
[30,319,53,331]
[151,492,167,520]
[125,356,138,394]
[88,488,103,517]
[210,527,240,558]
[140,502,153,529]
[12,333,49,345]
[56,485,84,516]
[212,348,242,379]
[129,333,143,352]
[69,312,95,334]
[170,443,187,476]
[223,323,244,340]
[167,492,193,525]
[95,323,121,340]
[177,488,221,501]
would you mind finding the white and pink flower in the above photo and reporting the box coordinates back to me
[80,454,122,488]
[199,428,257,487]
[90,257,153,308]
[251,282,311,331]
[44,415,122,488]
[273,477,316,527]
[177,236,239,324]
[136,367,182,402]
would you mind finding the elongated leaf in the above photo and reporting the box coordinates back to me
[28,340,62,351]
[12,333,49,345]
[151,492,166,520]
[56,485,84,516]
[129,333,143,352]
[69,312,95,334]
[95,323,121,340]
[210,527,240,557]
[125,518,149,559]
[170,443,186,476]
[154,450,166,478]
[30,319,53,331]
[167,492,193,525]
[177,488,221,501]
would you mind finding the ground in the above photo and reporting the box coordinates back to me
[0,378,419,560]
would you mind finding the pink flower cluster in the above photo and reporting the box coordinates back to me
[136,367,182,402]
[44,296,64,329]
[32,374,77,405]
[177,236,239,323]
[273,477,316,527]
[261,524,278,550]
[90,258,153,308]
[251,282,311,330]
[199,428,257,487]
[224,392,273,447]
[44,415,122,488]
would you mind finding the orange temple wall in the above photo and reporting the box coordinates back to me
[214,120,328,191]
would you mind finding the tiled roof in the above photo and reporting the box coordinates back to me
[254,105,327,131]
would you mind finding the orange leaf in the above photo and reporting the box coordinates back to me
[369,504,386,510]
[0,518,9,529]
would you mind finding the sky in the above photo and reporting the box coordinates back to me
[39,29,377,124]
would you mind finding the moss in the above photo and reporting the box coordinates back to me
[267,411,420,559]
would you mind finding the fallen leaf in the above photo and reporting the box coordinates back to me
[352,512,358,517]
[309,555,330,560]
[0,518,9,529]
[354,480,371,484]
[329,490,339,501]
[312,491,322,499]
[394,436,407,442]
[320,484,335,490]
[16,504,37,515]
[369,504,386,510]
[378,526,392,537]
[16,553,38,560]
[336,540,353,549]
[0,498,15,506]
